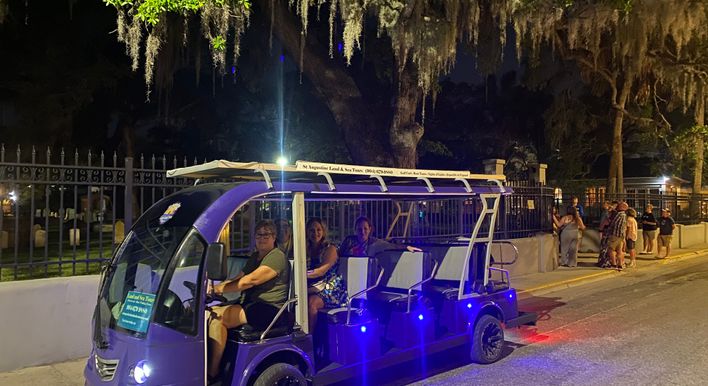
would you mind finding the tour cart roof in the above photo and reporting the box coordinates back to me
[167,160,508,194]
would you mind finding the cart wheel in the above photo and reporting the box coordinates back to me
[470,314,504,364]
[253,363,306,386]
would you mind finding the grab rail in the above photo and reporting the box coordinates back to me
[260,297,298,341]
[345,269,385,325]
[488,267,510,286]
[406,261,439,313]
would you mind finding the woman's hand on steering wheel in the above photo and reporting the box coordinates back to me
[206,281,227,304]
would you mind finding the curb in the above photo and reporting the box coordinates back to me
[516,247,708,297]
[658,248,708,264]
[516,270,616,297]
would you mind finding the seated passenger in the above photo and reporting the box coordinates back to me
[306,218,346,332]
[207,220,290,380]
[339,216,421,257]
[276,218,294,259]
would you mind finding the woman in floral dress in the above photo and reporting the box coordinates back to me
[305,217,347,333]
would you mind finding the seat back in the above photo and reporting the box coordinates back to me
[338,256,376,300]
[375,250,432,292]
[432,246,469,281]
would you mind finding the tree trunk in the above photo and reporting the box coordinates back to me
[607,76,631,194]
[390,58,423,168]
[693,88,705,194]
[269,0,392,166]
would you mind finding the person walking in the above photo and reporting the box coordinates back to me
[657,208,676,259]
[640,204,657,255]
[605,201,628,271]
[597,201,618,268]
[553,206,586,267]
[626,208,638,268]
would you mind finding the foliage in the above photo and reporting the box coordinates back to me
[107,0,251,98]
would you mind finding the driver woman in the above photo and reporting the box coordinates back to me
[207,220,290,380]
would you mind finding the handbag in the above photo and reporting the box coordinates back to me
[308,280,326,294]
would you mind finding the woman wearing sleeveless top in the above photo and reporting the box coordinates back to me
[554,206,586,267]
[305,218,346,332]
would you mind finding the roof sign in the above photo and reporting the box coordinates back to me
[295,161,471,179]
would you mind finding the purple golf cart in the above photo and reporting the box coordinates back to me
[84,161,536,385]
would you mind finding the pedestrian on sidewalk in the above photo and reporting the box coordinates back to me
[641,204,657,255]
[597,201,618,268]
[603,201,627,271]
[554,206,586,267]
[657,208,676,259]
[626,208,638,268]
[599,201,612,237]
[571,196,585,218]
[552,206,561,235]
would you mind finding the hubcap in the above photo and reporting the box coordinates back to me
[481,322,503,359]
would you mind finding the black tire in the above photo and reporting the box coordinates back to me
[470,314,504,364]
[253,363,306,386]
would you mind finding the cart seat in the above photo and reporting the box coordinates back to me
[322,256,379,325]
[230,316,294,342]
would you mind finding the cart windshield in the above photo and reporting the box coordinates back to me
[95,185,232,339]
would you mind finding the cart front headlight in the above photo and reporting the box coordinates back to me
[130,360,152,384]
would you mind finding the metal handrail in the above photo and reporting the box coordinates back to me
[346,269,385,325]
[490,241,519,266]
[406,261,439,313]
[488,267,510,286]
[260,297,298,341]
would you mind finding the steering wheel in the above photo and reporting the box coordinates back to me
[183,280,227,304]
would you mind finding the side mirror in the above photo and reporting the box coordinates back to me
[205,243,227,281]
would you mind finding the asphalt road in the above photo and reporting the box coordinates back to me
[410,255,708,386]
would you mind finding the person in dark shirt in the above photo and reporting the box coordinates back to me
[571,196,585,218]
[657,208,676,259]
[606,202,628,270]
[339,216,420,257]
[640,204,658,255]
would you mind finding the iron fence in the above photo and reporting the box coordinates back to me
[0,145,554,281]
[558,191,708,226]
[0,145,196,281]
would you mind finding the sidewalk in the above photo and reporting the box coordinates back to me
[513,243,708,297]
[3,245,708,385]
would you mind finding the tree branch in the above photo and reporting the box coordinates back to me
[267,0,392,165]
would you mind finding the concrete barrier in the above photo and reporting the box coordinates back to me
[679,223,705,248]
[497,233,558,276]
[0,275,98,372]
[579,229,600,253]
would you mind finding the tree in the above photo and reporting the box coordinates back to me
[98,0,541,168]
[651,35,708,193]
[513,0,708,192]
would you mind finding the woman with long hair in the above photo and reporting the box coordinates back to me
[553,206,586,267]
[305,217,346,332]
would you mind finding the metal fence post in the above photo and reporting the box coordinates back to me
[124,157,133,231]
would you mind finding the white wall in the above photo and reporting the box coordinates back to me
[496,233,558,277]
[0,275,99,372]
[679,224,705,248]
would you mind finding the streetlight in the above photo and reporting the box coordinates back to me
[276,156,288,167]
